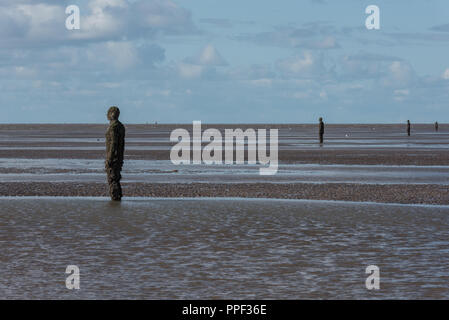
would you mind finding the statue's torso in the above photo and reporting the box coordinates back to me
[105,120,125,166]
[319,122,324,134]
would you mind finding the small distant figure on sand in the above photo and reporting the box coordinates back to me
[407,120,411,136]
[105,106,126,201]
[319,117,324,144]
[435,121,439,132]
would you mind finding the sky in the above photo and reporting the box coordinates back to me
[1,0,449,123]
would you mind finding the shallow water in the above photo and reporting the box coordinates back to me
[1,124,448,186]
[1,198,448,299]
[1,124,448,151]
[1,158,448,185]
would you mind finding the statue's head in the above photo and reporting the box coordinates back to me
[107,106,120,121]
[319,117,323,122]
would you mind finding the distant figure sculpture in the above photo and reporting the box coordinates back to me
[319,117,324,144]
[435,121,439,132]
[407,120,411,136]
[105,106,125,201]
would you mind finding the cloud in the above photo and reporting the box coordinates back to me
[393,89,410,102]
[0,3,64,43]
[0,0,198,48]
[178,63,204,79]
[1,1,449,123]
[340,53,399,80]
[442,68,449,80]
[383,61,415,88]
[276,51,334,79]
[177,44,228,79]
[130,0,197,35]
[339,53,418,89]
[227,64,276,81]
[88,41,140,70]
[184,44,228,66]
[277,52,314,74]
[234,23,340,50]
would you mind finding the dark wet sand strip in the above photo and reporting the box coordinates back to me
[1,182,448,205]
[0,149,449,165]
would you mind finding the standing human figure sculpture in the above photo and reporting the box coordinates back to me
[407,120,411,137]
[105,106,125,201]
[319,117,324,144]
[435,121,439,132]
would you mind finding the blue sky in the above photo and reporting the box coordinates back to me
[1,0,449,123]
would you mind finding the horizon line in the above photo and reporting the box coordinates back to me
[0,122,444,125]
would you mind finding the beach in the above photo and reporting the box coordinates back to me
[1,125,449,299]
[0,123,448,205]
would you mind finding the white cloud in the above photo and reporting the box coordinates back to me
[178,62,203,78]
[86,41,140,70]
[14,65,36,77]
[383,61,415,88]
[0,3,64,41]
[177,44,228,79]
[278,52,314,74]
[75,1,127,40]
[442,68,449,80]
[89,0,127,12]
[0,0,198,47]
[276,51,331,79]
[198,45,227,66]
[393,88,410,101]
[185,44,228,66]
[133,0,197,34]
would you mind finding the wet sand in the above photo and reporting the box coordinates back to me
[1,182,448,205]
[0,123,448,204]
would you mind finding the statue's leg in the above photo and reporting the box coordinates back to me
[106,166,122,201]
[114,167,123,199]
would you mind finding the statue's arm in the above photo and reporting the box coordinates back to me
[119,126,125,165]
